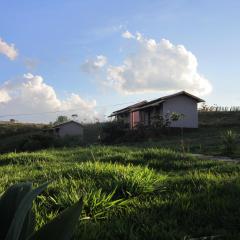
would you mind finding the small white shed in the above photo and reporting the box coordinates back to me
[53,120,84,138]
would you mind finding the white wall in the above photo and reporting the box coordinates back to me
[57,122,83,138]
[162,95,198,128]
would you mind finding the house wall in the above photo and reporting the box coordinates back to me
[141,105,163,126]
[114,95,199,129]
[57,122,84,138]
[140,111,149,125]
[162,95,198,128]
[116,113,130,128]
[131,110,154,127]
[117,114,129,124]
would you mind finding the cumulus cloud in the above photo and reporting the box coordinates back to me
[0,89,10,103]
[122,30,135,39]
[105,31,212,96]
[0,74,100,122]
[81,55,107,74]
[0,38,18,60]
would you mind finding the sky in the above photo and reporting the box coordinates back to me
[0,0,240,123]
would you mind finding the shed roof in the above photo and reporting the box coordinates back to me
[52,120,83,128]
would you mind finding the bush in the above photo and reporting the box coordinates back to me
[83,122,103,144]
[221,130,238,155]
[21,133,56,151]
[0,132,86,153]
[101,121,126,144]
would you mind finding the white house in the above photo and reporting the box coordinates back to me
[52,120,84,138]
[109,91,205,128]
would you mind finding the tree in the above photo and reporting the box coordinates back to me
[54,115,69,125]
[152,112,184,129]
[71,114,78,120]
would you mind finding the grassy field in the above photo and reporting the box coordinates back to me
[127,126,240,158]
[1,146,240,239]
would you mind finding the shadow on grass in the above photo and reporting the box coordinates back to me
[76,179,240,240]
[53,146,240,175]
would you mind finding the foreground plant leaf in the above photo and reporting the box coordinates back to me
[0,182,34,240]
[27,197,83,240]
[5,182,48,240]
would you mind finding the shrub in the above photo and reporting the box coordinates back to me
[101,121,126,144]
[221,130,238,155]
[152,112,184,129]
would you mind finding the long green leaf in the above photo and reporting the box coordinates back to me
[0,182,32,240]
[5,182,49,240]
[19,210,35,240]
[28,198,83,240]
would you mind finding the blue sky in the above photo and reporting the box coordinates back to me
[0,0,240,122]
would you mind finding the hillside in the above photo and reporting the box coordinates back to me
[199,111,240,127]
[0,121,47,138]
[1,146,240,239]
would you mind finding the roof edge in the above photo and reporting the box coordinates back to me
[161,91,205,103]
[53,120,83,128]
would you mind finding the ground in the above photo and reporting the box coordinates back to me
[1,146,240,239]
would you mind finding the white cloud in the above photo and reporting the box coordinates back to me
[122,30,135,39]
[105,33,212,96]
[0,38,18,60]
[0,74,100,122]
[81,55,107,74]
[0,89,11,103]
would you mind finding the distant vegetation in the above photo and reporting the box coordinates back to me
[0,121,84,153]
[52,115,70,125]
[0,121,46,138]
[0,110,240,157]
[199,111,240,127]
[199,103,240,112]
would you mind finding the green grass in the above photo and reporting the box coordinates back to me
[199,111,240,127]
[124,126,240,158]
[1,146,240,239]
[0,122,46,138]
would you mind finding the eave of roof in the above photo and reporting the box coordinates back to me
[52,120,83,128]
[131,100,165,112]
[160,91,205,103]
[108,101,147,117]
